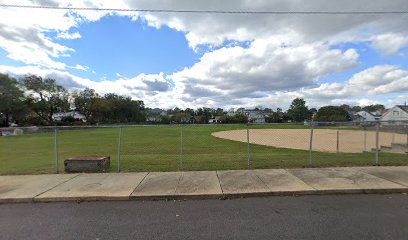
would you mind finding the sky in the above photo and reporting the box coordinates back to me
[0,0,408,110]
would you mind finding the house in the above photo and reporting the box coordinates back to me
[208,116,223,123]
[380,105,408,123]
[349,112,365,122]
[354,110,381,122]
[237,109,267,123]
[52,111,86,122]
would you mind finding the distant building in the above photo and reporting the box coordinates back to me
[209,116,223,123]
[237,109,267,123]
[52,111,86,122]
[380,105,408,123]
[349,113,365,122]
[354,110,381,122]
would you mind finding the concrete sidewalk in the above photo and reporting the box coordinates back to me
[1,166,408,203]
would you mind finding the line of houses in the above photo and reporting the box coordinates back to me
[351,105,408,123]
[217,105,408,124]
[48,104,408,124]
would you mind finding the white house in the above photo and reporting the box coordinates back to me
[355,110,380,122]
[237,109,267,123]
[52,111,86,122]
[380,105,408,123]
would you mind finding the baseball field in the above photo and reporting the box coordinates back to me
[0,124,407,175]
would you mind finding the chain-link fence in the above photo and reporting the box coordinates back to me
[0,121,407,175]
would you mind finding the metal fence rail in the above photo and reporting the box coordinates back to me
[0,121,407,174]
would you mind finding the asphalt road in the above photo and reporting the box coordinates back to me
[1,194,408,240]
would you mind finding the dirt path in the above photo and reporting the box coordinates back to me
[212,129,407,153]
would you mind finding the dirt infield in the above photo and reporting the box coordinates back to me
[212,129,407,153]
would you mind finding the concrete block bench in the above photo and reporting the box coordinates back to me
[64,156,110,173]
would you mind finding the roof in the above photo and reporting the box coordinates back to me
[396,105,408,113]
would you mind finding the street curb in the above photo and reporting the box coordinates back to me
[33,196,130,203]
[1,188,408,204]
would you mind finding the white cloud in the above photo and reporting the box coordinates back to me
[69,64,89,71]
[125,0,408,52]
[304,65,408,99]
[1,63,407,109]
[0,0,129,69]
[170,40,359,106]
[57,31,81,40]
[0,65,181,108]
[371,33,408,56]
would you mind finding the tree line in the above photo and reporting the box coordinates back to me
[0,74,145,126]
[0,73,386,127]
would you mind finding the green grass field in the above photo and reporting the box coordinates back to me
[0,124,407,175]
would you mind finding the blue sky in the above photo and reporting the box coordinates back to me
[49,16,200,81]
[0,0,407,109]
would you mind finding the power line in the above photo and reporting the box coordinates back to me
[1,4,408,14]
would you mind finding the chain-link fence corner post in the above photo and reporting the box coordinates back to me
[375,121,380,165]
[54,127,59,174]
[309,123,314,166]
[178,124,183,172]
[247,123,251,170]
[117,126,123,173]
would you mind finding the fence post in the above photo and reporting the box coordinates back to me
[363,127,367,152]
[309,123,314,165]
[179,124,183,171]
[375,122,380,165]
[54,128,59,174]
[336,130,339,153]
[405,126,408,147]
[117,127,122,173]
[247,124,251,170]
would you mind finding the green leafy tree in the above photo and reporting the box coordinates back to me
[23,75,69,125]
[73,88,100,123]
[223,114,248,124]
[339,104,352,112]
[315,106,351,122]
[0,74,26,126]
[194,107,213,123]
[103,93,146,123]
[363,104,385,113]
[266,108,290,123]
[351,106,362,112]
[287,98,311,122]
[91,97,112,123]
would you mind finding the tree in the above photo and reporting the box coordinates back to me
[23,75,70,125]
[91,97,112,123]
[315,106,351,122]
[265,108,290,123]
[215,108,224,116]
[0,74,26,126]
[103,93,145,123]
[339,104,352,113]
[351,106,362,112]
[73,88,100,123]
[223,114,248,124]
[287,98,311,122]
[264,108,273,113]
[363,104,385,113]
[194,107,213,123]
